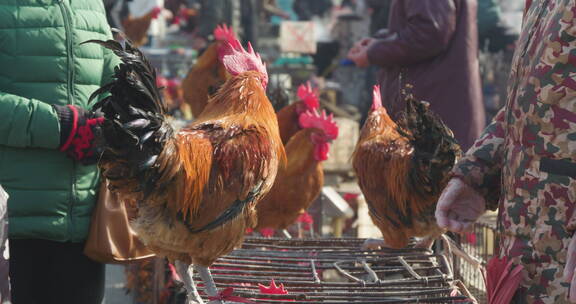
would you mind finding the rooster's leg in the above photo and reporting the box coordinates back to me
[195,265,223,304]
[175,261,204,304]
[281,229,292,239]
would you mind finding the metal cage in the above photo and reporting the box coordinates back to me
[190,237,476,303]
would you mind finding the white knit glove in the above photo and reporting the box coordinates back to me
[435,178,486,233]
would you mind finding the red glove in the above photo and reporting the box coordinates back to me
[54,105,104,165]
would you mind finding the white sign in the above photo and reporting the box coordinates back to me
[280,21,317,54]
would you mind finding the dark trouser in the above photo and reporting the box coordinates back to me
[9,239,105,304]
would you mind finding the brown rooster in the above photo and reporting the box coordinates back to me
[353,85,461,249]
[89,37,284,303]
[255,109,338,236]
[181,25,238,118]
[122,6,162,47]
[276,82,320,144]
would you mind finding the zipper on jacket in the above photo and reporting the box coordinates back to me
[58,0,77,239]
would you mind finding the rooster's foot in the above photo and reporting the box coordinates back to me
[195,265,222,304]
[414,237,435,250]
[361,238,387,250]
[175,260,205,304]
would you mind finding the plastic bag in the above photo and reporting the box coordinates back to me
[0,185,10,303]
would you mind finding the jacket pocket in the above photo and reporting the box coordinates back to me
[540,158,576,179]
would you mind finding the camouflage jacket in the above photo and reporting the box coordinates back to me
[453,0,576,302]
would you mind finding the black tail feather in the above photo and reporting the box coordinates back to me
[88,38,173,195]
[397,91,461,198]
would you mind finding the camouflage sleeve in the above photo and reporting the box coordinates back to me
[452,108,506,210]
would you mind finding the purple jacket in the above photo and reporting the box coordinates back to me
[367,0,485,150]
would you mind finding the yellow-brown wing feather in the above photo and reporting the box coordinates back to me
[255,128,323,230]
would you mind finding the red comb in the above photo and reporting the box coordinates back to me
[296,212,313,231]
[220,41,268,88]
[214,24,240,46]
[151,6,162,19]
[259,279,288,295]
[297,82,319,110]
[371,85,382,111]
[299,109,339,140]
[156,75,168,88]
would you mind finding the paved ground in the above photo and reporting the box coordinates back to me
[103,265,133,304]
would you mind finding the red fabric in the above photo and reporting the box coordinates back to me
[60,105,79,152]
[70,117,103,160]
[483,256,524,304]
[465,232,477,245]
[343,193,359,201]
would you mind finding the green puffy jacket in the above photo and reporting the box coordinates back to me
[0,0,119,242]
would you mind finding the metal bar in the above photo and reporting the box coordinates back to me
[362,260,380,283]
[333,260,365,283]
[398,256,422,280]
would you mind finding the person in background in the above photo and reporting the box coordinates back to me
[477,0,518,52]
[436,1,576,302]
[347,0,485,151]
[0,2,118,303]
[366,0,391,37]
[293,0,336,77]
[293,0,332,21]
[358,0,392,126]
[197,0,233,46]
[103,0,125,29]
[266,0,294,23]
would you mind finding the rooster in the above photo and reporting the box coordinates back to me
[181,25,238,118]
[276,82,320,144]
[255,109,338,236]
[122,6,163,47]
[353,85,461,249]
[88,37,284,303]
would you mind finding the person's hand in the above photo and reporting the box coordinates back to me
[347,38,374,68]
[347,47,370,67]
[54,105,104,165]
[563,234,576,302]
[350,37,374,51]
[435,178,486,233]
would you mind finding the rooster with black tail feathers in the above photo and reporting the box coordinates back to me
[353,85,461,250]
[87,35,284,304]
